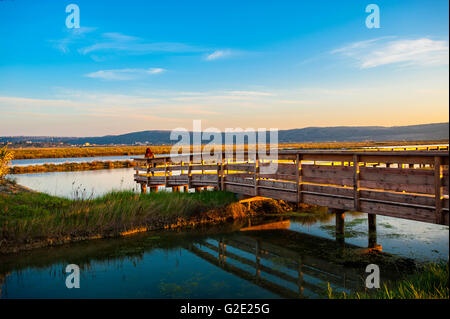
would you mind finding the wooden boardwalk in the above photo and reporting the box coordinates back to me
[134,149,449,226]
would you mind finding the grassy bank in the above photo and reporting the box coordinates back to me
[9,160,134,175]
[10,140,448,160]
[328,262,449,299]
[11,145,171,160]
[0,182,288,253]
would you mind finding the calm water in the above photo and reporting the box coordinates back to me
[8,168,139,199]
[2,168,448,298]
[0,215,448,299]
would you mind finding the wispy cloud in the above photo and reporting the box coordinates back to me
[52,26,97,53]
[84,68,166,80]
[79,35,203,56]
[205,49,234,61]
[52,29,241,62]
[228,91,275,97]
[332,37,449,69]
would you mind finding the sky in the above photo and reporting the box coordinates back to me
[0,0,448,136]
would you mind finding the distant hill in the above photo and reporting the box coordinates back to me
[1,123,448,145]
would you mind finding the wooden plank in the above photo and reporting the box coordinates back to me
[277,154,297,161]
[258,187,297,202]
[302,176,354,187]
[302,193,354,210]
[360,200,436,224]
[360,167,434,185]
[225,175,254,185]
[226,172,254,179]
[275,163,297,176]
[134,174,147,183]
[359,180,434,194]
[302,184,354,197]
[191,174,218,182]
[259,173,297,181]
[301,154,353,162]
[225,163,255,173]
[302,164,353,179]
[147,176,165,185]
[359,189,435,207]
[358,155,435,165]
[224,183,255,196]
[258,179,297,191]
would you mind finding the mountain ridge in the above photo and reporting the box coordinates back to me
[1,122,448,145]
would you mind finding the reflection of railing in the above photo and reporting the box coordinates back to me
[188,233,364,298]
[134,150,449,225]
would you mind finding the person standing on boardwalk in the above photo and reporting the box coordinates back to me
[145,147,154,159]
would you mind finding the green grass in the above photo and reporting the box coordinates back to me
[328,262,449,299]
[0,189,238,248]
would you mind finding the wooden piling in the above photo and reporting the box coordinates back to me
[150,186,158,193]
[368,213,377,248]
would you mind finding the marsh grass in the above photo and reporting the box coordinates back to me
[327,262,449,299]
[0,189,237,247]
[11,140,447,160]
[9,160,134,175]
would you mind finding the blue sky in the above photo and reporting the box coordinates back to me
[0,0,448,136]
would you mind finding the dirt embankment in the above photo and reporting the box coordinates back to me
[0,180,33,194]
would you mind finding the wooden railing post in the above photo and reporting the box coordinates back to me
[434,156,444,224]
[220,153,225,191]
[254,156,259,196]
[164,157,168,187]
[353,154,360,211]
[216,156,221,190]
[146,158,151,186]
[188,159,192,189]
[296,154,302,206]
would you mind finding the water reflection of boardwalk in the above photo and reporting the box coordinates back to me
[188,230,364,298]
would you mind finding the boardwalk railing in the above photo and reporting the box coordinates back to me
[134,150,449,225]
